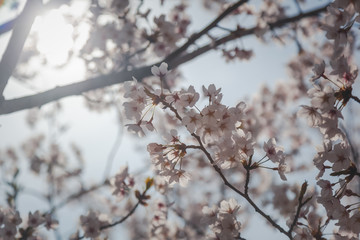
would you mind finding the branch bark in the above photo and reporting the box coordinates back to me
[0,3,328,115]
[156,92,292,239]
[0,0,42,99]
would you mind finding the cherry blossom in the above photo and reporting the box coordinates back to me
[27,211,45,228]
[2,0,360,239]
[80,211,109,238]
[297,105,322,127]
[263,138,285,163]
[151,62,168,78]
[310,60,326,82]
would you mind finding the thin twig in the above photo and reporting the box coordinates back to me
[293,0,303,14]
[102,126,123,180]
[76,188,149,239]
[244,167,251,195]
[288,183,311,235]
[351,95,360,104]
[100,202,140,230]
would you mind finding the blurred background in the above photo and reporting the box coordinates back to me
[1,0,358,239]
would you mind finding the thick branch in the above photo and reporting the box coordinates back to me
[0,3,328,115]
[0,0,72,99]
[0,0,42,98]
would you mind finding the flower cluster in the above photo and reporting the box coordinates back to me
[0,209,22,239]
[293,0,360,237]
[110,165,135,200]
[0,208,58,239]
[149,200,169,238]
[202,198,242,239]
[123,62,290,190]
[147,133,191,188]
[263,138,288,180]
[79,211,109,239]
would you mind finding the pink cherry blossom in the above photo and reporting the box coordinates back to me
[263,138,285,163]
[151,62,168,78]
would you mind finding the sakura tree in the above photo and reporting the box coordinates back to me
[0,0,360,239]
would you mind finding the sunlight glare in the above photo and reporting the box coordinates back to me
[33,10,74,66]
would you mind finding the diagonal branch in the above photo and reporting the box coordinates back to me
[164,0,248,63]
[154,92,292,238]
[0,3,328,115]
[0,0,72,100]
[0,0,42,99]
[170,3,329,68]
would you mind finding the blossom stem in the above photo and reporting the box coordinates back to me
[244,165,251,195]
[321,74,342,88]
[257,157,270,165]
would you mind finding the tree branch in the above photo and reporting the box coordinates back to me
[100,202,140,230]
[0,3,328,115]
[0,0,72,100]
[164,0,248,63]
[155,94,292,238]
[76,202,140,240]
[170,3,329,68]
[0,0,42,99]
[351,94,360,104]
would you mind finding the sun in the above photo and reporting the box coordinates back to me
[32,9,74,66]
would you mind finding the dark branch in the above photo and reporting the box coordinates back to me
[100,202,140,230]
[164,0,248,63]
[351,94,360,104]
[170,3,329,68]
[156,94,292,239]
[0,3,328,115]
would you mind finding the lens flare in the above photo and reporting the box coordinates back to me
[33,9,74,66]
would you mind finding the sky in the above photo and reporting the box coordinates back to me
[0,0,336,239]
